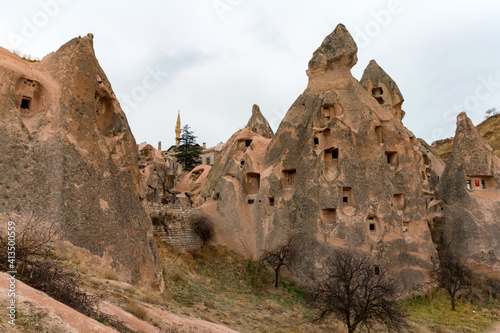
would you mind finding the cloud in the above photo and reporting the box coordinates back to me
[1,0,499,147]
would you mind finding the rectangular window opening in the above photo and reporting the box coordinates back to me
[282,169,297,188]
[21,98,31,110]
[321,208,337,225]
[248,199,254,204]
[269,197,275,207]
[375,126,383,143]
[342,187,354,206]
[385,152,398,166]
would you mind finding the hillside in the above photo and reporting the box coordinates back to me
[432,114,500,162]
[3,241,500,333]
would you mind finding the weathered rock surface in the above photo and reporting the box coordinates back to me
[138,142,176,201]
[246,104,274,139]
[0,272,118,332]
[176,164,212,206]
[432,113,500,162]
[0,35,163,290]
[199,24,437,289]
[360,60,405,121]
[437,112,500,271]
[200,114,272,257]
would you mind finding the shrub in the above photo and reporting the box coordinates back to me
[0,217,127,331]
[190,214,214,245]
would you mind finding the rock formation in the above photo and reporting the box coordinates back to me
[199,24,437,289]
[0,35,163,290]
[246,104,274,139]
[360,60,405,121]
[138,142,176,201]
[200,117,272,256]
[437,112,500,271]
[432,113,500,162]
[175,164,212,206]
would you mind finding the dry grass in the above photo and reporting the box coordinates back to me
[125,300,148,320]
[77,238,500,333]
[403,290,500,332]
[102,271,119,281]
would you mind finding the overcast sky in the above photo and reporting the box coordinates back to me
[2,1,500,148]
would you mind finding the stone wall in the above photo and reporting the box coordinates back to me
[150,203,203,252]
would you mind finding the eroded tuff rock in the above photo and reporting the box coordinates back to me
[200,24,437,289]
[360,60,405,121]
[246,104,274,139]
[0,35,163,290]
[306,24,358,94]
[200,108,272,257]
[437,112,500,271]
[138,143,176,201]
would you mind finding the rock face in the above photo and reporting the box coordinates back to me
[246,104,274,139]
[432,113,500,162]
[437,112,500,271]
[138,143,176,201]
[360,60,405,121]
[176,164,212,206]
[200,24,437,289]
[200,118,272,257]
[0,35,163,290]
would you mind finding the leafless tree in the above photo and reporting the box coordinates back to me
[308,248,406,333]
[152,163,175,197]
[432,246,472,311]
[261,235,297,288]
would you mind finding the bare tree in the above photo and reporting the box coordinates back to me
[432,247,472,311]
[152,163,175,197]
[0,217,125,329]
[261,236,297,288]
[308,248,406,333]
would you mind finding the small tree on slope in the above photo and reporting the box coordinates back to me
[308,248,406,333]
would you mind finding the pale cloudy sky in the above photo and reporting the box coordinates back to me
[1,1,499,148]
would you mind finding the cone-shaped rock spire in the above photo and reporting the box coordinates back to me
[305,24,358,94]
[437,112,500,268]
[360,60,405,121]
[246,104,274,139]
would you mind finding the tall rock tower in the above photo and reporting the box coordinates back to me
[175,111,182,146]
[437,112,500,270]
[200,24,437,290]
[0,35,163,290]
